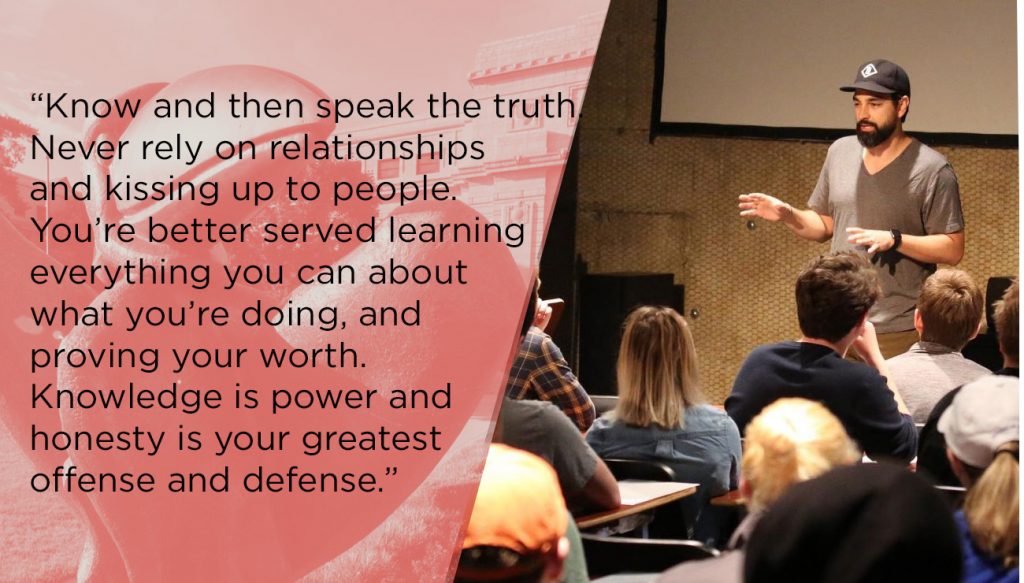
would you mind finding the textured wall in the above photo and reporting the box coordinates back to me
[576,1,1019,403]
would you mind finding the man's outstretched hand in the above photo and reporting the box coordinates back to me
[738,193,792,222]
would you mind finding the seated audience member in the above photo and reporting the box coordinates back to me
[886,269,989,422]
[919,279,1018,485]
[586,306,741,537]
[497,280,619,514]
[507,279,595,431]
[726,253,917,462]
[744,463,962,583]
[494,397,620,514]
[656,398,861,583]
[457,444,569,583]
[940,375,1019,582]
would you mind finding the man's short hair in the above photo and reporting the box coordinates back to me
[917,270,983,350]
[795,253,881,343]
[993,279,1018,363]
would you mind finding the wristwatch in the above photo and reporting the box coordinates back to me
[889,228,902,251]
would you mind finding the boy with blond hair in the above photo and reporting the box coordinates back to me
[886,269,990,421]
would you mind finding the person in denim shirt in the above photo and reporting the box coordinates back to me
[585,306,741,541]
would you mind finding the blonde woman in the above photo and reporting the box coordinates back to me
[731,398,861,545]
[585,306,741,538]
[656,398,861,582]
[941,375,1019,582]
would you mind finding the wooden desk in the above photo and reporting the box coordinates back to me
[576,480,698,529]
[710,489,746,507]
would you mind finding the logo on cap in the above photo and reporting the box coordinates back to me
[861,64,878,78]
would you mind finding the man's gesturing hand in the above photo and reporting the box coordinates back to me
[738,193,792,222]
[846,227,895,254]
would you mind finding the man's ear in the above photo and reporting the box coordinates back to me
[839,312,870,355]
[913,309,925,336]
[898,95,910,119]
[856,311,871,336]
[970,320,983,342]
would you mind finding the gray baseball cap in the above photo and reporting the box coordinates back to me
[840,59,911,96]
[938,375,1019,468]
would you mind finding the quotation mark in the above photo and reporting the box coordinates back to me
[378,466,398,491]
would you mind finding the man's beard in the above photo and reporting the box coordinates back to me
[856,119,896,148]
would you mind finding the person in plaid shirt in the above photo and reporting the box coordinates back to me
[505,281,595,432]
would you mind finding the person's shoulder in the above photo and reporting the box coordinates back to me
[909,139,957,181]
[689,403,730,420]
[522,326,550,349]
[827,135,862,156]
[688,404,740,432]
[511,399,587,448]
[885,348,918,368]
[924,385,961,425]
[819,136,861,167]
[589,415,614,431]
[585,415,622,441]
[751,340,806,363]
[735,342,798,383]
[911,138,951,165]
[814,352,888,391]
[961,358,993,376]
[746,340,794,359]
[503,397,562,423]
[833,354,885,380]
[885,350,910,364]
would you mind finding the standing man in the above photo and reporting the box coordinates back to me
[739,59,965,357]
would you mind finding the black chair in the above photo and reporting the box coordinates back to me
[580,533,718,578]
[963,276,1014,371]
[604,458,677,482]
[602,459,699,540]
[602,458,739,545]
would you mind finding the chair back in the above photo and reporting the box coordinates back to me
[963,276,1014,370]
[591,395,618,416]
[602,459,696,539]
[934,484,967,509]
[580,533,718,578]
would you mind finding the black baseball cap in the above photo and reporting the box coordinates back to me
[840,59,911,97]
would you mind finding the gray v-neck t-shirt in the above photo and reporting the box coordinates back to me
[808,136,964,333]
